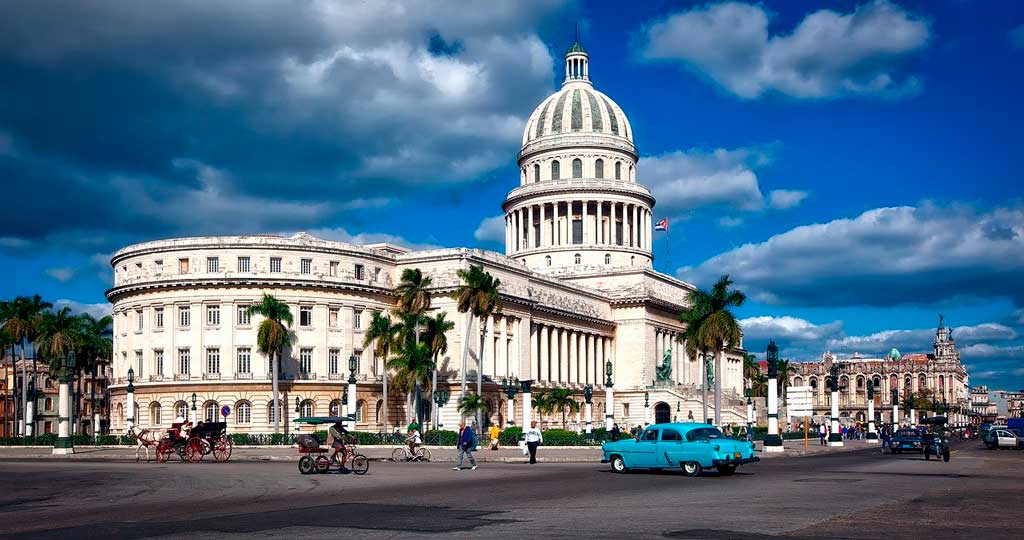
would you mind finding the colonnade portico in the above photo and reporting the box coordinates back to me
[478,313,524,381]
[529,321,611,388]
[505,200,652,254]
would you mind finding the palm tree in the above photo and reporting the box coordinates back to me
[531,391,553,427]
[749,373,768,398]
[452,265,502,427]
[2,295,51,435]
[775,359,797,399]
[394,268,433,316]
[76,313,112,436]
[247,294,293,434]
[423,312,454,426]
[364,311,398,433]
[36,306,81,433]
[679,306,711,423]
[545,387,581,428]
[456,393,489,421]
[387,340,434,425]
[688,275,746,427]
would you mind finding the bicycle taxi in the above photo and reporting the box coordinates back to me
[294,416,369,475]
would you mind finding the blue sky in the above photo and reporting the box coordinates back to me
[1,1,1021,388]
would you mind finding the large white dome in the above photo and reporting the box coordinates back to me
[521,85,633,145]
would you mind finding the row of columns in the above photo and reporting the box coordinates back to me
[566,56,588,81]
[506,200,651,253]
[810,371,957,407]
[478,315,523,380]
[529,322,610,387]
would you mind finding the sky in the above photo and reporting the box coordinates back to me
[1,1,1021,388]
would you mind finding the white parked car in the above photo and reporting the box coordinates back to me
[986,428,1024,449]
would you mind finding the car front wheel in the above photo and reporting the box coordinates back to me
[682,461,702,477]
[610,455,627,473]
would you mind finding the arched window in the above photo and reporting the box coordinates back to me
[329,400,342,417]
[918,374,927,389]
[572,158,582,178]
[574,253,581,264]
[904,375,912,388]
[873,376,882,390]
[551,160,560,180]
[629,165,635,181]
[268,400,281,424]
[793,377,804,387]
[44,397,54,411]
[521,167,526,184]
[545,255,552,266]
[533,164,540,183]
[300,399,314,418]
[856,376,865,390]
[604,254,611,264]
[595,159,604,179]
[375,400,384,423]
[116,403,124,425]
[840,375,849,390]
[809,377,818,390]
[174,401,188,421]
[149,402,162,427]
[356,400,367,422]
[630,256,635,266]
[204,401,219,422]
[615,161,622,180]
[236,401,252,424]
[890,375,898,391]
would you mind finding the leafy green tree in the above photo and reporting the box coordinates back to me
[687,275,746,427]
[247,294,293,434]
[545,387,581,428]
[456,392,489,421]
[394,268,432,316]
[679,306,711,423]
[775,359,797,399]
[364,310,399,432]
[387,339,434,425]
[76,313,113,434]
[452,265,502,426]
[423,311,454,425]
[1,295,51,435]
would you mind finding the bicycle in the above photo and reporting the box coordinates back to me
[303,435,370,475]
[391,445,432,462]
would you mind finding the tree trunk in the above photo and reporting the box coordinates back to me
[459,312,473,420]
[30,347,36,436]
[701,352,709,424]
[714,347,723,428]
[382,348,388,435]
[431,363,438,430]
[272,350,280,434]
[20,342,27,437]
[476,317,483,429]
[90,363,98,437]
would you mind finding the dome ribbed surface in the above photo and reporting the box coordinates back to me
[522,85,632,145]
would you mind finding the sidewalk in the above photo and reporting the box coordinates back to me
[0,439,872,463]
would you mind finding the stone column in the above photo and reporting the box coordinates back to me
[867,398,877,443]
[829,387,844,447]
[499,316,507,379]
[582,200,589,244]
[560,329,569,384]
[569,331,578,385]
[530,322,537,380]
[527,205,534,249]
[539,325,549,382]
[596,201,604,244]
[540,203,547,248]
[485,314,495,380]
[765,372,783,452]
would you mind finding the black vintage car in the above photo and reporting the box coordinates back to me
[891,428,923,453]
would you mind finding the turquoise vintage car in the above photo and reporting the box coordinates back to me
[602,423,759,476]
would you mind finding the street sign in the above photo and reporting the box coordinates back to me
[221,405,231,418]
[786,386,814,417]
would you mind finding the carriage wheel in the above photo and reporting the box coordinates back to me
[350,454,369,475]
[416,447,431,462]
[298,456,316,475]
[314,455,330,473]
[156,442,172,463]
[213,437,233,462]
[185,439,204,463]
[391,448,408,462]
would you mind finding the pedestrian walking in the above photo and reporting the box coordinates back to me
[489,424,500,451]
[453,421,477,471]
[524,420,543,464]
[610,423,621,442]
[880,425,892,453]
[819,423,827,445]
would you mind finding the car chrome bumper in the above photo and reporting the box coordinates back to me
[712,456,760,466]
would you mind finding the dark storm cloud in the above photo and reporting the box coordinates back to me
[0,0,566,253]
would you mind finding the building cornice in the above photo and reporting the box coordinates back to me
[502,180,654,211]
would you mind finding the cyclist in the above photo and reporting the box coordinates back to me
[406,425,422,459]
[329,420,349,463]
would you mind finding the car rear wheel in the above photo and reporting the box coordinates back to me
[610,455,627,473]
[716,465,737,476]
[682,461,702,477]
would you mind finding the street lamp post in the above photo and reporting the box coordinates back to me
[746,391,753,431]
[433,388,449,430]
[520,379,534,428]
[764,340,784,452]
[190,392,198,425]
[53,352,76,455]
[126,367,136,434]
[892,388,900,428]
[501,378,518,428]
[348,355,358,431]
[25,378,35,437]
[908,392,917,425]
[583,384,594,438]
[604,360,614,431]
[866,380,878,443]
[827,363,844,447]
[644,391,650,425]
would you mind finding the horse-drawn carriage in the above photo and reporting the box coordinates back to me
[155,421,233,463]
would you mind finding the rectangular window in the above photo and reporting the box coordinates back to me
[300,258,312,274]
[354,350,362,373]
[373,267,381,281]
[269,257,282,273]
[329,348,340,375]
[206,305,220,326]
[300,306,313,327]
[237,348,251,374]
[155,349,164,376]
[299,348,312,374]
[237,256,250,272]
[178,348,191,375]
[206,257,219,273]
[178,258,189,274]
[329,261,339,276]
[135,350,143,377]
[155,259,163,274]
[237,305,251,326]
[353,309,362,330]
[572,219,583,244]
[155,308,164,329]
[329,307,339,328]
[206,348,220,374]
[179,306,190,328]
[354,264,365,280]
[136,309,143,332]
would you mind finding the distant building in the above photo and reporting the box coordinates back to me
[2,355,111,437]
[1002,390,1024,419]
[971,386,999,422]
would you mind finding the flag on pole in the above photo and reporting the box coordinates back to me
[654,218,668,231]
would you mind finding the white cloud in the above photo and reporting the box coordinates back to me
[961,343,1024,359]
[44,267,75,282]
[0,237,31,249]
[680,203,1024,306]
[741,315,844,342]
[473,215,506,243]
[53,299,111,320]
[301,227,442,252]
[716,216,744,228]
[1011,24,1024,49]
[642,145,807,216]
[641,0,930,99]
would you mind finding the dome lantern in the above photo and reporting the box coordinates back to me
[563,31,590,86]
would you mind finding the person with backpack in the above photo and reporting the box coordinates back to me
[453,421,478,471]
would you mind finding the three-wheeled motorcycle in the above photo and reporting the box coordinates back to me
[921,416,951,462]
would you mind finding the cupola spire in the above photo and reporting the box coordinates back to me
[563,27,590,86]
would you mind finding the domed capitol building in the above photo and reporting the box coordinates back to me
[105,40,749,434]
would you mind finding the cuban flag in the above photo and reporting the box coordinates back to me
[654,218,668,231]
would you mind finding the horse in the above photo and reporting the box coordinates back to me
[127,426,160,462]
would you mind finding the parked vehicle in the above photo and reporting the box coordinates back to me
[293,416,369,475]
[921,417,950,462]
[601,423,758,477]
[986,428,1024,449]
[891,428,923,453]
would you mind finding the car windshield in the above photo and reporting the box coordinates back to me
[896,429,920,438]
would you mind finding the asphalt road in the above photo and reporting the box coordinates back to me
[1,440,1020,540]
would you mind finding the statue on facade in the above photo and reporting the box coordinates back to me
[656,349,672,382]
[705,356,714,386]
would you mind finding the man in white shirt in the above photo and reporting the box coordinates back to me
[524,420,543,464]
